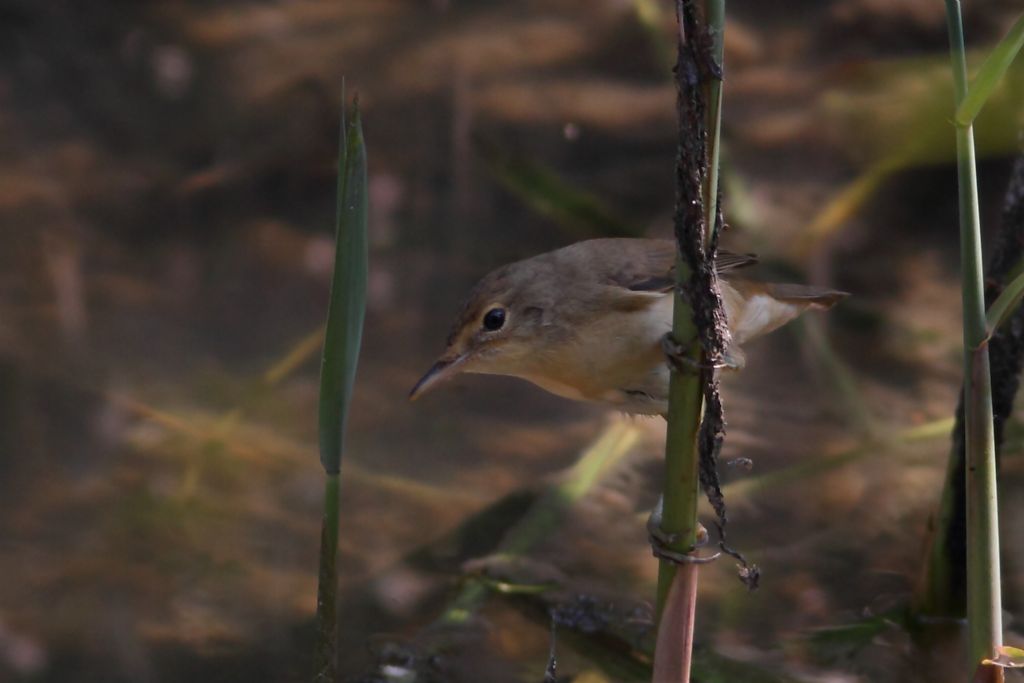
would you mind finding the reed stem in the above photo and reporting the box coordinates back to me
[943,1,1004,677]
[655,1,725,681]
[313,474,341,681]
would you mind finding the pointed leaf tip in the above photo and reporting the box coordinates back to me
[955,12,1024,127]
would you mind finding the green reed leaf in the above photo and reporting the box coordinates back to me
[318,98,368,475]
[955,13,1024,127]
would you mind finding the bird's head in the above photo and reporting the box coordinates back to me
[409,262,552,400]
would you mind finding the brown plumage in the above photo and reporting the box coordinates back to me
[410,238,847,415]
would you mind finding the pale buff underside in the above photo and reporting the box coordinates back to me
[469,281,809,415]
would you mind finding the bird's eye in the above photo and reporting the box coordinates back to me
[482,307,506,331]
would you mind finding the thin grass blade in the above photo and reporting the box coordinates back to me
[984,268,1024,343]
[265,327,326,386]
[955,13,1024,127]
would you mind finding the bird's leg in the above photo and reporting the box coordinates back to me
[661,333,736,374]
[646,495,719,565]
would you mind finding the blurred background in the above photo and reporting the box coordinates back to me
[2,1,1024,681]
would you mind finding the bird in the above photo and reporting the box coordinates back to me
[409,238,847,416]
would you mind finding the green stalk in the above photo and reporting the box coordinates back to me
[703,0,724,238]
[313,94,368,682]
[655,310,703,680]
[314,474,341,680]
[655,0,725,680]
[657,324,702,616]
[943,1,1004,677]
[657,0,727,602]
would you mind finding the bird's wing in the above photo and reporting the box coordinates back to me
[757,284,849,309]
[587,239,756,294]
[715,250,759,272]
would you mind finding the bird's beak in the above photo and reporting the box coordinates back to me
[409,352,468,400]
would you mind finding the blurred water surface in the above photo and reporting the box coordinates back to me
[1,1,1024,681]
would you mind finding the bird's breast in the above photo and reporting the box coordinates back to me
[516,292,673,413]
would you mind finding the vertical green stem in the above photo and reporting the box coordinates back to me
[655,1,725,679]
[314,474,341,681]
[943,0,1004,676]
[657,326,703,615]
[703,0,724,237]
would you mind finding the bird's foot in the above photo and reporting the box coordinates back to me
[646,497,720,565]
[661,333,733,374]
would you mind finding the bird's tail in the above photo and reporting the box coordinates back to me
[720,281,849,354]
